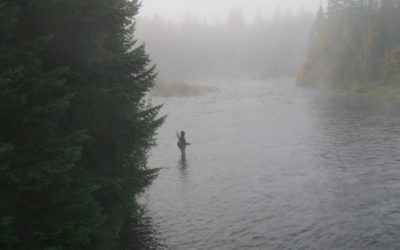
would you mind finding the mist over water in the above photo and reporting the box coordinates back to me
[132,1,400,249]
[139,79,400,249]
[136,11,313,82]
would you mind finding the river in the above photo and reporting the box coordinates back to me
[138,78,400,250]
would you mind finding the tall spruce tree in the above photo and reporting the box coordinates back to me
[0,0,163,249]
[299,5,328,85]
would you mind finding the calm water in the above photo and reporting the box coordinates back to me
[139,79,400,250]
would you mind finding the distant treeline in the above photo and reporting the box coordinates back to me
[298,0,400,91]
[0,1,163,249]
[136,10,314,81]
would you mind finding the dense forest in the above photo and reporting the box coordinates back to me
[298,0,400,92]
[0,0,163,249]
[136,10,314,81]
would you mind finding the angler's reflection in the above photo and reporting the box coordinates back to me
[177,156,189,181]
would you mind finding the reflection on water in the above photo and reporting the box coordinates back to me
[139,79,400,250]
[119,204,167,250]
[177,156,189,181]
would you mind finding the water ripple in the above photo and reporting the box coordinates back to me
[142,79,400,249]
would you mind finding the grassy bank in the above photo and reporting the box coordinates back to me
[152,81,218,97]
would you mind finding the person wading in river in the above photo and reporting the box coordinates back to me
[177,131,190,158]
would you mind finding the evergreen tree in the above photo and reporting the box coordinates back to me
[0,0,163,249]
[299,5,329,85]
[327,0,350,18]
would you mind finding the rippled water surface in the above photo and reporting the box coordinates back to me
[141,79,400,249]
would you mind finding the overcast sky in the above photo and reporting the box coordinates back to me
[138,0,325,22]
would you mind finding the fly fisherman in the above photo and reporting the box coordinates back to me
[177,131,190,157]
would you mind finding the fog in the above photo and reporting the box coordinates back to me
[7,1,400,249]
[138,1,400,248]
[138,0,324,23]
[136,10,314,82]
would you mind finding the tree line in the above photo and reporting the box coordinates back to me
[136,10,314,81]
[298,0,400,90]
[0,0,163,249]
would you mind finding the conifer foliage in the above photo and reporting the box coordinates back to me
[0,1,163,249]
[298,0,400,89]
